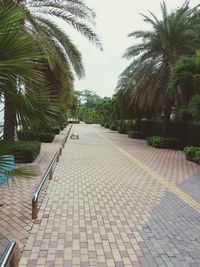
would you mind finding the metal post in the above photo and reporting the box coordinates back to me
[49,168,53,180]
[10,246,19,267]
[59,147,62,156]
[32,200,38,219]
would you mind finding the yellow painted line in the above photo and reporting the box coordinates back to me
[94,127,200,214]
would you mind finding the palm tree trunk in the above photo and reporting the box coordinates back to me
[4,91,16,141]
[162,104,171,137]
[136,115,141,131]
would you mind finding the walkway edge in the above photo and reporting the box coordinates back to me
[93,127,200,214]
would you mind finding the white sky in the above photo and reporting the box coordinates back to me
[61,0,200,97]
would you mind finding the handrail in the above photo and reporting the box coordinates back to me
[32,124,73,219]
[0,242,18,267]
[32,151,58,219]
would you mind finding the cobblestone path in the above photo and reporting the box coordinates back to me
[20,124,200,267]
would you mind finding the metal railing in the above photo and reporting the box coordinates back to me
[32,151,59,219]
[0,242,19,267]
[32,124,73,219]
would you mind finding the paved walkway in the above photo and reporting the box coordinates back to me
[20,124,200,267]
[0,125,71,258]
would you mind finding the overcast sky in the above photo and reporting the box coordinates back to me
[62,0,200,98]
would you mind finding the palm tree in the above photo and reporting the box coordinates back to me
[122,1,200,135]
[0,7,40,184]
[1,0,102,140]
[169,52,200,107]
[0,6,50,140]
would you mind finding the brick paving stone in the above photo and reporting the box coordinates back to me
[0,126,71,260]
[19,124,200,266]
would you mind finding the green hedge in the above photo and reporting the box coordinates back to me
[147,136,181,149]
[184,146,200,164]
[104,123,110,128]
[110,124,117,131]
[117,127,127,134]
[1,141,41,163]
[140,120,200,146]
[49,127,60,135]
[18,130,55,143]
[60,123,68,130]
[128,131,146,139]
[126,120,136,131]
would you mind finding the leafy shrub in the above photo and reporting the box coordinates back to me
[174,106,193,121]
[140,120,162,136]
[188,95,200,120]
[140,120,200,146]
[1,141,41,163]
[184,146,200,164]
[37,132,55,142]
[101,123,104,127]
[128,131,146,139]
[147,136,181,149]
[117,127,127,134]
[48,127,60,135]
[185,122,200,146]
[126,120,136,131]
[110,124,117,131]
[18,130,55,143]
[60,123,68,130]
[104,123,110,128]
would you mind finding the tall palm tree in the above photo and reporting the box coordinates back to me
[0,6,51,140]
[0,7,40,182]
[122,1,200,134]
[1,0,102,140]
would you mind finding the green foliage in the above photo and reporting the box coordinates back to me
[139,120,162,136]
[147,136,181,149]
[174,106,193,121]
[104,123,110,128]
[128,131,146,139]
[169,52,200,108]
[1,141,41,163]
[116,2,200,134]
[110,125,117,131]
[184,146,200,164]
[73,90,102,123]
[48,127,60,135]
[188,95,200,119]
[18,130,55,143]
[117,127,127,134]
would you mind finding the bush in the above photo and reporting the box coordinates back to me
[1,141,41,163]
[128,131,146,139]
[147,136,181,149]
[117,127,127,134]
[104,123,110,128]
[185,122,200,146]
[37,132,55,142]
[126,120,136,131]
[140,120,200,146]
[110,124,117,131]
[18,130,55,143]
[48,127,60,135]
[60,123,68,130]
[140,120,162,136]
[184,146,200,164]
